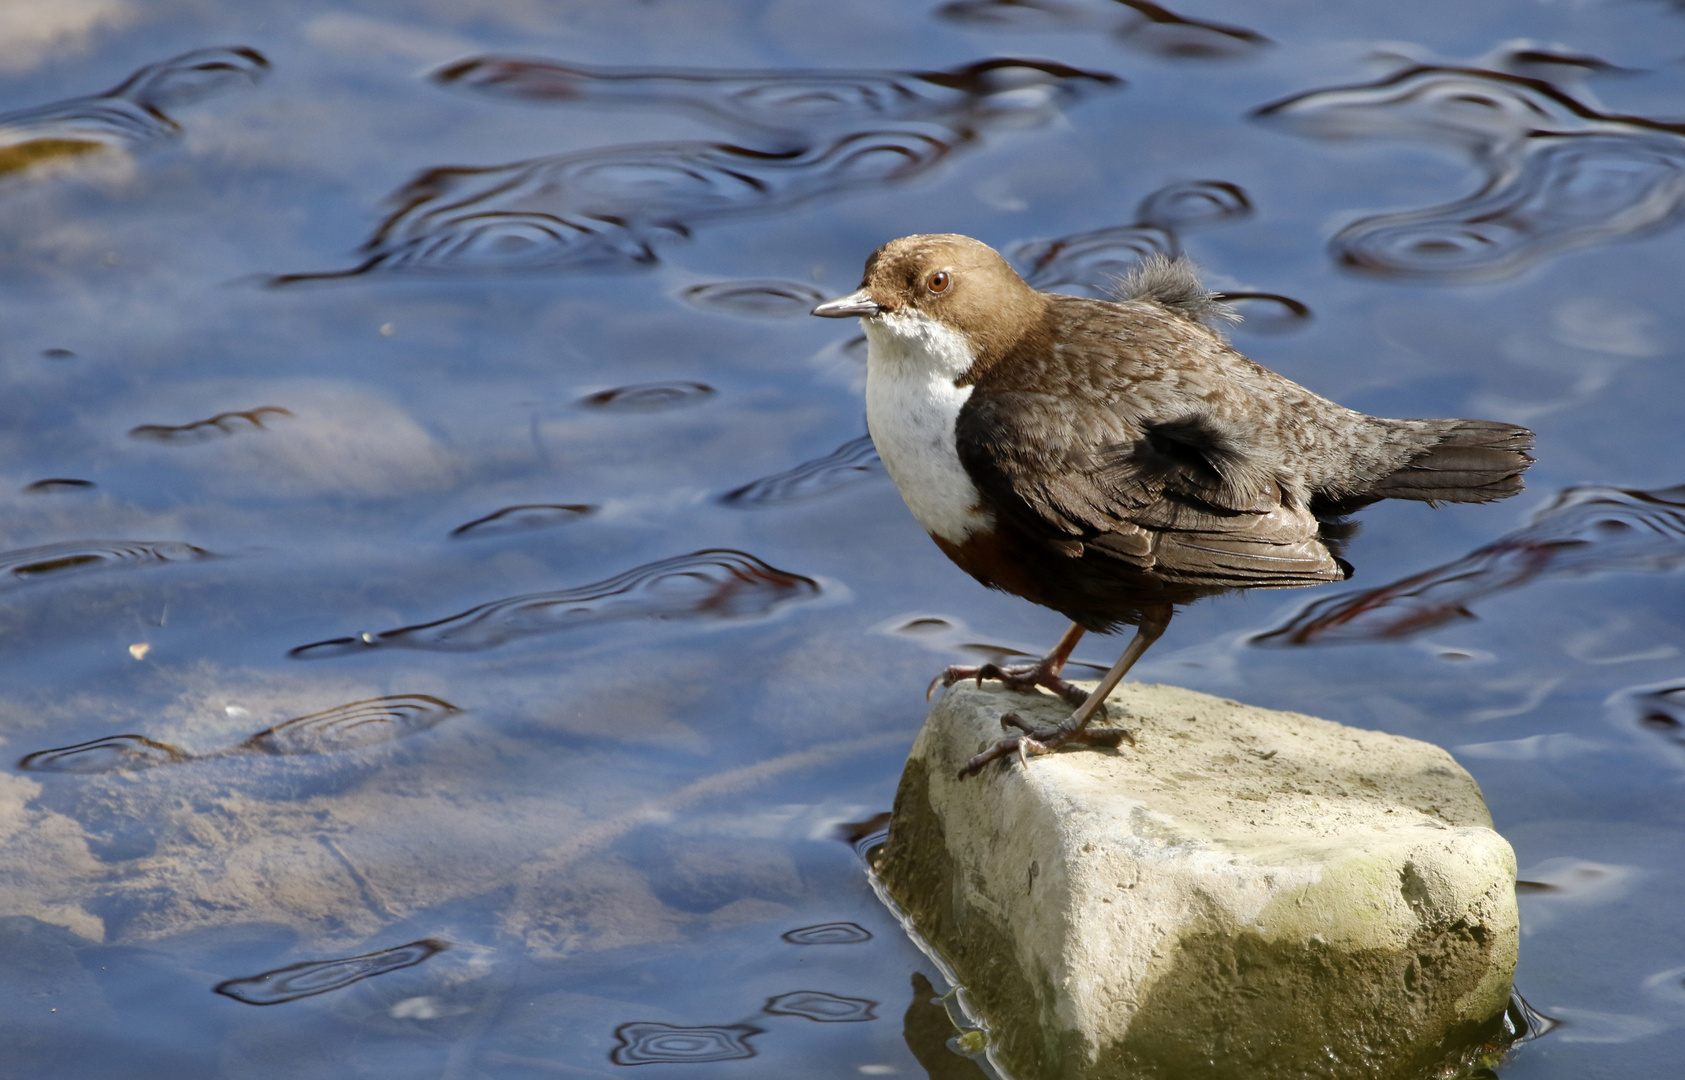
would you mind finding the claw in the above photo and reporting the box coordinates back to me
[926,673,942,701]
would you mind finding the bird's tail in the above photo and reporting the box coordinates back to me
[1370,419,1534,504]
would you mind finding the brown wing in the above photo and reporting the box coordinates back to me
[954,387,1346,590]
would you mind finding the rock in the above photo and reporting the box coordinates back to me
[876,682,1518,1080]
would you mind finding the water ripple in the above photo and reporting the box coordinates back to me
[241,695,462,755]
[213,939,447,1005]
[580,382,715,411]
[23,478,96,493]
[0,540,212,590]
[290,550,821,657]
[610,1022,762,1064]
[782,922,873,945]
[682,279,826,317]
[434,56,1119,140]
[18,735,192,774]
[451,504,597,539]
[763,990,878,1022]
[938,0,1269,60]
[129,407,293,443]
[0,47,269,178]
[719,435,881,508]
[275,132,958,280]
[1253,485,1685,646]
[1256,62,1685,280]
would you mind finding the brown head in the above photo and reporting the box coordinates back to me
[812,234,1048,382]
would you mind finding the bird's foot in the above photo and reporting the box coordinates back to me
[957,711,1133,779]
[928,658,1090,709]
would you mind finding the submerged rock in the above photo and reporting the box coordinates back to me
[877,682,1517,1080]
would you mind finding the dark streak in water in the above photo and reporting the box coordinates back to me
[241,695,461,755]
[0,539,212,590]
[1504,990,1563,1042]
[451,503,597,538]
[1213,292,1313,333]
[213,939,447,1005]
[580,382,715,411]
[0,47,269,178]
[23,478,96,493]
[1253,485,1685,646]
[290,550,821,657]
[129,407,293,443]
[682,279,826,317]
[433,57,1120,141]
[763,990,878,1022]
[938,0,1269,60]
[18,735,192,774]
[782,922,873,945]
[610,1022,762,1064]
[1256,61,1685,280]
[720,435,881,507]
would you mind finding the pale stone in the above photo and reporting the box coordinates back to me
[877,682,1518,1080]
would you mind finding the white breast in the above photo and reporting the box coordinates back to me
[862,311,994,545]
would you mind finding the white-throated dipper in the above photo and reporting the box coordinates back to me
[812,234,1533,778]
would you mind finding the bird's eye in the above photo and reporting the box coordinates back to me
[927,270,950,294]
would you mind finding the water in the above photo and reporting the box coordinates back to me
[3,2,1685,1077]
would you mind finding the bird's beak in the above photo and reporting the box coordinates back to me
[811,290,882,319]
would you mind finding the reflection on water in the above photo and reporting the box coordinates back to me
[128,407,293,444]
[0,539,212,588]
[937,0,1269,60]
[18,695,461,772]
[213,939,448,1005]
[764,989,879,1021]
[720,434,882,508]
[275,57,1117,281]
[450,503,597,539]
[291,550,821,656]
[580,382,716,411]
[0,47,268,178]
[1258,51,1685,280]
[610,1021,763,1064]
[783,921,874,945]
[1255,484,1685,645]
[22,477,96,493]
[682,279,827,317]
[435,56,1120,141]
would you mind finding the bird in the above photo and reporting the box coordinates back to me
[811,234,1533,778]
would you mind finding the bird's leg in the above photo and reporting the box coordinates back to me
[929,622,1090,708]
[958,605,1172,779]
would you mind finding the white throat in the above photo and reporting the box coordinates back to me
[862,310,993,545]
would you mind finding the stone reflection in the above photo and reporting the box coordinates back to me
[0,47,268,179]
[274,58,1118,281]
[290,550,821,656]
[17,695,460,773]
[1256,49,1685,280]
[1254,484,1685,646]
[937,0,1269,60]
[213,939,447,1005]
[720,435,882,508]
[901,972,990,1080]
[610,1021,762,1064]
[128,407,293,443]
[763,990,878,1022]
